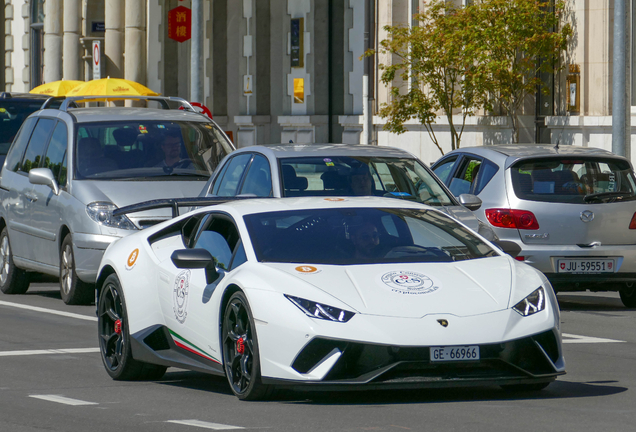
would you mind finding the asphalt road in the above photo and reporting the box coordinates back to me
[1,283,634,432]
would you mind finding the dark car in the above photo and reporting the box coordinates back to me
[0,93,50,167]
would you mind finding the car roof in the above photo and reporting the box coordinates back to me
[198,196,435,218]
[446,144,627,169]
[230,143,416,159]
[0,92,50,101]
[37,107,212,123]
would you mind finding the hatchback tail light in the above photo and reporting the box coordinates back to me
[485,209,540,230]
[629,213,636,229]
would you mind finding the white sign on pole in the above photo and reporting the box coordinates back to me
[92,41,101,80]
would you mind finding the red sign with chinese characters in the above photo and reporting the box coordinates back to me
[168,6,191,43]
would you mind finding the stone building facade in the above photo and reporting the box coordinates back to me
[1,0,635,165]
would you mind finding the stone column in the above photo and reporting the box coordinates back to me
[105,0,124,78]
[44,0,63,82]
[63,0,81,80]
[124,0,145,84]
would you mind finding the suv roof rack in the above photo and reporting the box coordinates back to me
[40,95,197,112]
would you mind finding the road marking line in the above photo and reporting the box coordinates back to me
[0,348,99,357]
[29,395,99,406]
[562,333,625,344]
[166,420,244,430]
[0,300,97,321]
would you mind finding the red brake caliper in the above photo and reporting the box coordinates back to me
[114,319,122,335]
[236,337,245,354]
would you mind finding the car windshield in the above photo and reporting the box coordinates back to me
[511,157,636,203]
[279,156,454,206]
[74,120,234,180]
[244,207,497,265]
[0,100,45,156]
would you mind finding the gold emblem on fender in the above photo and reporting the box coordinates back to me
[437,319,449,327]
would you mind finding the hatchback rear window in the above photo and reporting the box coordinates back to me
[511,157,636,203]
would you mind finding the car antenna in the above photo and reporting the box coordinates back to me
[554,110,570,151]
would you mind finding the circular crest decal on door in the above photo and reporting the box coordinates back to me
[173,270,191,323]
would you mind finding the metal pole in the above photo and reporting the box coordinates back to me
[190,0,203,103]
[612,0,631,158]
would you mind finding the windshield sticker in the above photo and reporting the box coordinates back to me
[157,124,166,129]
[324,198,346,202]
[126,249,139,270]
[295,265,321,274]
[379,271,441,295]
[139,125,148,134]
[173,270,191,324]
[323,158,334,167]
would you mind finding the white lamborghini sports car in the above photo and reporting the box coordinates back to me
[95,196,565,400]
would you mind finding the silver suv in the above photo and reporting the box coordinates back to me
[432,144,636,307]
[0,96,234,304]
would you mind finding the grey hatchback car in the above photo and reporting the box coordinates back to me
[432,144,636,307]
[198,143,497,241]
[0,96,234,304]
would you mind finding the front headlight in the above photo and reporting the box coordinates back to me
[86,202,138,230]
[285,295,355,322]
[513,287,545,316]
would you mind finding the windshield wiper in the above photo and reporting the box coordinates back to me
[583,191,635,203]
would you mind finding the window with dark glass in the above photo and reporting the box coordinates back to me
[21,118,55,173]
[43,122,68,185]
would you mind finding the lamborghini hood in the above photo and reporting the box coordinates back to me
[264,256,515,318]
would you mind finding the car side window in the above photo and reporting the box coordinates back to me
[472,159,499,195]
[432,156,458,184]
[21,118,55,173]
[4,117,38,172]
[449,157,482,196]
[43,122,68,186]
[239,154,272,197]
[213,153,252,197]
[193,215,244,271]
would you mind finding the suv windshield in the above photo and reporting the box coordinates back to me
[75,120,234,180]
[279,156,454,206]
[511,157,636,203]
[0,100,45,156]
[244,207,496,265]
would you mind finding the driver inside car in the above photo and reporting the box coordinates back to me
[155,129,192,168]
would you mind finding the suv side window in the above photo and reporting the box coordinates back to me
[213,153,252,196]
[21,118,55,173]
[43,122,69,187]
[239,154,271,197]
[449,157,482,196]
[4,117,38,172]
[432,156,459,184]
[193,215,245,270]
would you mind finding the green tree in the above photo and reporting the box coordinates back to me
[473,0,572,143]
[368,0,571,154]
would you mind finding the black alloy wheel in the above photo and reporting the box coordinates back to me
[222,291,272,400]
[98,274,166,380]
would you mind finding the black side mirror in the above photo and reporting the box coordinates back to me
[171,248,219,284]
[493,240,522,258]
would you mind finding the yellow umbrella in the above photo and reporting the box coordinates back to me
[67,77,160,97]
[29,80,85,96]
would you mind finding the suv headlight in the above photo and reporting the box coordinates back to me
[513,287,545,316]
[285,295,355,322]
[86,202,138,230]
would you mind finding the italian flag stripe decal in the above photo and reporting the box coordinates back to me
[168,329,221,364]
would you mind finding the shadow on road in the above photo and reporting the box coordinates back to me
[152,370,627,405]
[277,380,627,405]
[557,293,632,312]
